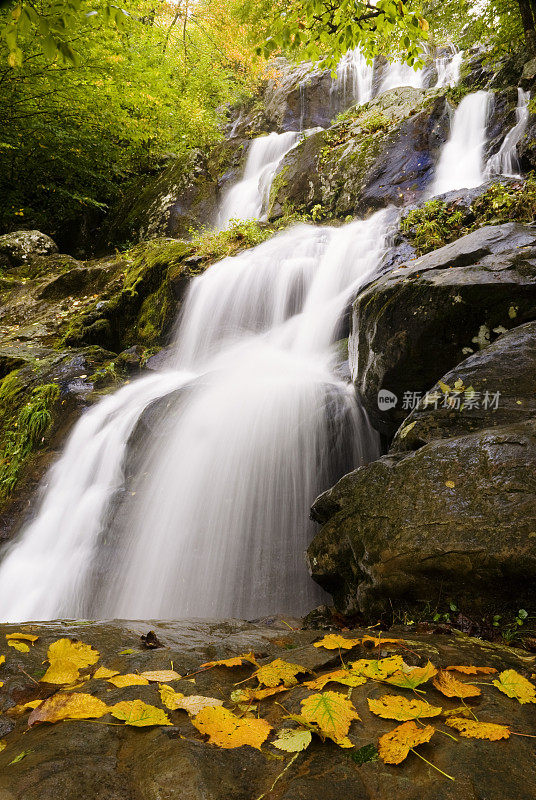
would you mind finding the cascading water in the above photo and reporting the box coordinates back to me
[0,211,391,622]
[332,48,374,108]
[432,90,492,195]
[378,60,424,93]
[217,131,300,229]
[486,88,530,179]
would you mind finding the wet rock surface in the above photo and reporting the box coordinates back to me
[0,619,534,800]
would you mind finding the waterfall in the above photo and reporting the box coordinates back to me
[434,46,463,88]
[486,88,530,179]
[432,90,492,195]
[378,60,424,93]
[217,131,300,229]
[0,211,391,622]
[333,48,374,108]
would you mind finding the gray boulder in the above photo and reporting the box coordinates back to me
[0,230,58,268]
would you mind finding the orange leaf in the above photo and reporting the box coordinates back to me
[200,652,258,669]
[28,693,108,726]
[378,720,435,765]
[445,717,510,740]
[313,634,361,650]
[192,705,271,749]
[361,635,404,648]
[433,670,481,698]
[445,665,497,675]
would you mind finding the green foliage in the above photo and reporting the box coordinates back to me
[401,178,536,255]
[190,219,274,262]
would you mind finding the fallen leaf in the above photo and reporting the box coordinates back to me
[192,705,271,749]
[441,706,472,719]
[0,740,6,752]
[119,649,135,655]
[28,693,109,726]
[445,666,497,675]
[93,666,120,679]
[107,674,149,688]
[41,639,99,684]
[378,720,435,765]
[40,659,80,685]
[351,656,405,680]
[433,670,481,698]
[272,728,312,752]
[368,695,442,721]
[492,670,536,704]
[110,700,171,727]
[361,635,403,648]
[383,661,437,690]
[445,480,455,488]
[304,668,367,691]
[230,685,289,704]
[200,652,258,669]
[172,695,223,715]
[300,691,360,746]
[0,655,4,666]
[254,658,306,688]
[139,670,181,683]
[7,641,29,653]
[445,717,510,740]
[159,684,185,710]
[313,634,361,650]
[6,633,38,643]
[9,751,30,765]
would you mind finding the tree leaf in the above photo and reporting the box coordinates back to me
[254,658,306,688]
[171,695,224,715]
[445,717,510,740]
[272,728,312,752]
[351,656,405,680]
[230,685,289,704]
[492,670,536,704]
[192,705,272,749]
[433,670,481,698]
[368,695,442,721]
[28,693,109,726]
[361,635,404,648]
[7,640,29,653]
[200,652,258,668]
[0,655,5,666]
[304,668,367,691]
[41,638,100,684]
[139,670,181,683]
[445,665,497,675]
[0,740,6,752]
[93,666,120,679]
[110,700,171,727]
[40,658,80,685]
[378,720,435,765]
[313,634,361,650]
[107,673,149,687]
[6,633,38,643]
[159,684,185,710]
[300,691,360,745]
[382,661,437,689]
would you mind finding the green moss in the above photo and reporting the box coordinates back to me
[190,218,273,261]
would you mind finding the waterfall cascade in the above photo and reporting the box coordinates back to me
[434,46,463,88]
[486,88,531,179]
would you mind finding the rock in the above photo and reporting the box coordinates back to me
[0,231,58,269]
[352,222,536,437]
[0,618,535,800]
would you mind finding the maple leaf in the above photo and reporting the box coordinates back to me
[378,720,435,765]
[107,674,150,688]
[445,717,510,740]
[6,633,38,643]
[28,693,109,726]
[492,670,536,704]
[304,669,367,691]
[93,666,120,679]
[300,691,360,746]
[382,661,437,690]
[433,670,481,698]
[445,666,497,675]
[41,639,99,684]
[313,634,361,650]
[272,729,312,752]
[7,640,29,653]
[368,695,442,721]
[192,705,272,749]
[110,700,171,727]
[200,652,258,669]
[139,670,181,683]
[351,656,405,680]
[254,658,306,688]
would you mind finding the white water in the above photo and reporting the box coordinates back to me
[333,48,374,108]
[0,210,391,621]
[434,46,463,88]
[379,60,424,93]
[432,90,492,195]
[486,88,530,179]
[217,131,300,229]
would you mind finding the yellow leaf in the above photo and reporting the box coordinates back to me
[254,658,306,688]
[300,691,360,745]
[361,635,404,648]
[351,656,405,680]
[41,638,99,684]
[0,655,4,666]
[438,380,451,394]
[192,705,271,749]
[28,693,109,726]
[107,674,149,688]
[110,700,171,727]
[433,670,481,698]
[40,658,80,685]
[93,667,120,679]
[159,684,185,710]
[445,717,510,740]
[7,640,29,653]
[313,634,361,650]
[6,633,39,643]
[378,720,435,765]
[383,661,437,690]
[445,480,455,488]
[368,695,442,721]
[272,729,312,752]
[492,670,536,704]
[230,685,289,704]
[171,695,223,716]
[304,669,367,691]
[445,665,497,675]
[139,670,181,683]
[200,652,258,669]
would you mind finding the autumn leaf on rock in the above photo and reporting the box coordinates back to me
[0,655,4,666]
[139,670,181,683]
[378,720,435,765]
[107,674,150,688]
[200,652,258,669]
[230,685,289,704]
[111,700,171,727]
[361,635,403,649]
[272,729,312,752]
[433,670,481,698]
[446,666,497,675]
[192,705,271,749]
[93,666,120,679]
[300,691,360,746]
[382,661,437,690]
[173,695,224,715]
[28,693,109,726]
[492,670,536,704]
[368,695,442,721]
[446,717,510,740]
[41,638,99,684]
[254,658,306,688]
[7,640,29,653]
[6,633,38,644]
[159,684,185,710]
[351,656,405,680]
[304,668,367,691]
[313,634,361,650]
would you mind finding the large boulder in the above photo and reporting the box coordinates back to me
[352,222,536,438]
[0,230,58,269]
[309,321,536,619]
